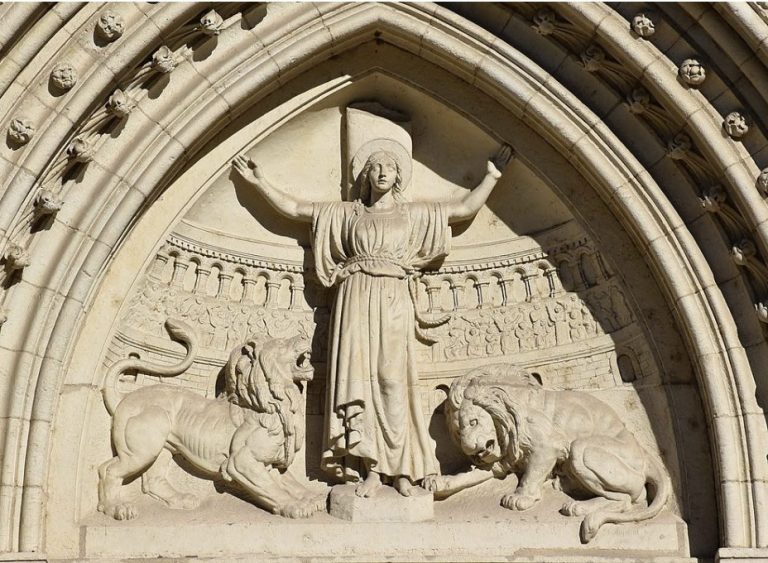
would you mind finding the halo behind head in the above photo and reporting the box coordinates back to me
[352,138,412,191]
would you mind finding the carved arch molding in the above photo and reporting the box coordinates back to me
[1,3,768,561]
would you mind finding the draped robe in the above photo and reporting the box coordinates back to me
[312,201,451,482]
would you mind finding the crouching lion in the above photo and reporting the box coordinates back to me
[98,318,326,521]
[423,364,669,543]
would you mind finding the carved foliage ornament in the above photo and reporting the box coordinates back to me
[723,111,749,139]
[152,46,178,74]
[580,44,606,72]
[106,89,135,118]
[625,88,650,115]
[699,185,726,213]
[758,169,768,197]
[67,136,95,163]
[679,59,706,86]
[199,10,224,35]
[34,189,63,216]
[96,11,125,41]
[631,13,656,38]
[8,118,34,144]
[666,133,692,160]
[5,243,30,271]
[731,239,756,266]
[531,9,556,36]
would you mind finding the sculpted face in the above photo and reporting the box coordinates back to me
[366,153,399,194]
[458,402,502,464]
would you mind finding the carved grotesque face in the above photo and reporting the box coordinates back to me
[458,402,502,464]
[366,152,399,194]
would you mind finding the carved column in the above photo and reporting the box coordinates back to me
[545,267,562,297]
[290,278,304,310]
[242,272,257,303]
[424,278,442,312]
[474,279,490,308]
[170,254,190,288]
[450,281,464,310]
[265,280,281,309]
[522,272,537,302]
[218,271,233,300]
[148,249,171,282]
[193,264,211,294]
[500,274,515,306]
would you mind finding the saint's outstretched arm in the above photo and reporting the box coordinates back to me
[232,155,314,223]
[446,144,514,223]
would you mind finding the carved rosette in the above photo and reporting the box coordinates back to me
[631,13,656,38]
[723,111,749,139]
[50,62,78,91]
[7,118,35,145]
[96,11,124,41]
[678,59,706,86]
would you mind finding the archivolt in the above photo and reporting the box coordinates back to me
[0,1,765,554]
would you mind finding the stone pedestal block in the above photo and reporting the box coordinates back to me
[329,483,434,522]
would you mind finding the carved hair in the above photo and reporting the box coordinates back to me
[224,336,305,464]
[446,365,539,467]
[357,150,405,204]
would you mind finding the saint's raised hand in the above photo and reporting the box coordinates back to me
[491,144,514,173]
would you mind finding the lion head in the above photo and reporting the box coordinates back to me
[224,334,313,411]
[223,334,313,467]
[446,364,539,469]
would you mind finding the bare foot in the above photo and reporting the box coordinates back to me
[394,476,417,497]
[355,471,382,498]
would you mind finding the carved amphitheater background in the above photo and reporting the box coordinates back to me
[1,2,768,561]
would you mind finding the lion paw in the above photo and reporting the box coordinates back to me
[100,503,138,520]
[501,492,539,511]
[580,515,601,544]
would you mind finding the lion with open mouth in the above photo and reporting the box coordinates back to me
[98,318,325,521]
[424,364,669,543]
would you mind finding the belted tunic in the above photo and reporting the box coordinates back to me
[312,201,451,482]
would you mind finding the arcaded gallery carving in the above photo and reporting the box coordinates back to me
[5,3,768,562]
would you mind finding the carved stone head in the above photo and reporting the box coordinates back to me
[358,151,404,204]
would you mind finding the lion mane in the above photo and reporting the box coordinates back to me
[223,334,310,467]
[446,364,539,469]
[443,363,670,543]
[98,320,322,521]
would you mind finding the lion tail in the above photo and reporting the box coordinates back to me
[102,317,198,415]
[579,456,670,544]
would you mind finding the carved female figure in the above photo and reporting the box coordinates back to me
[232,142,512,497]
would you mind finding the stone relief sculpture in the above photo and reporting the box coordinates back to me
[424,364,669,543]
[231,110,513,498]
[98,318,324,520]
